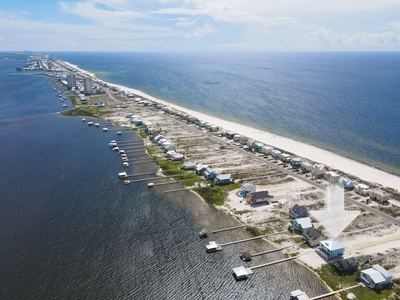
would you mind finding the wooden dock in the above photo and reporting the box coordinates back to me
[251,243,301,257]
[164,188,188,193]
[210,225,246,234]
[127,171,158,177]
[308,284,360,300]
[220,230,287,247]
[249,256,298,271]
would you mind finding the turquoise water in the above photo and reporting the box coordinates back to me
[54,51,400,175]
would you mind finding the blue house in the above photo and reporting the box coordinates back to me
[293,217,312,233]
[317,238,345,262]
[214,174,232,185]
[204,168,217,180]
[339,177,354,190]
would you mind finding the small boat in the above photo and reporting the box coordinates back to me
[124,180,130,185]
[95,123,100,127]
[103,128,108,132]
[123,162,129,167]
[81,118,86,122]
[148,182,154,188]
[112,146,119,151]
[62,104,68,107]
[199,229,209,239]
[87,122,94,126]
[117,131,122,135]
[109,142,117,148]
[118,172,128,179]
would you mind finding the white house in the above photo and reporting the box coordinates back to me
[355,183,371,196]
[241,182,256,196]
[293,217,313,233]
[360,264,393,289]
[312,163,327,178]
[300,162,313,173]
[324,171,340,183]
[271,150,281,160]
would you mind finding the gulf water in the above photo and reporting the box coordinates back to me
[0,54,330,299]
[54,51,400,175]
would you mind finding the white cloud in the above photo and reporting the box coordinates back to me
[192,23,216,37]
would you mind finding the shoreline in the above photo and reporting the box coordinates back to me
[61,59,400,192]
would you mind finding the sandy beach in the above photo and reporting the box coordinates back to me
[61,60,400,191]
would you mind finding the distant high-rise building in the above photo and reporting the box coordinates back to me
[83,77,93,95]
[67,74,77,89]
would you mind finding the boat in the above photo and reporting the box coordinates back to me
[205,241,222,253]
[112,146,119,151]
[81,118,86,122]
[148,182,154,188]
[199,229,209,239]
[95,123,100,127]
[123,162,129,167]
[109,142,117,148]
[62,104,68,107]
[124,180,130,185]
[103,128,108,132]
[118,172,128,179]
[87,122,94,126]
[117,131,122,135]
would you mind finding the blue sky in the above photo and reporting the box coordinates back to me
[1,0,400,51]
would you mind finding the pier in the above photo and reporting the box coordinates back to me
[240,243,301,261]
[199,225,245,238]
[220,230,286,247]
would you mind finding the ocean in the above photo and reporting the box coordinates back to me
[54,51,400,175]
[0,53,330,299]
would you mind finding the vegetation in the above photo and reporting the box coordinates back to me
[194,186,227,206]
[246,226,262,237]
[316,264,399,300]
[60,105,101,117]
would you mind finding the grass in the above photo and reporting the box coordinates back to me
[316,264,399,300]
[60,105,101,118]
[194,186,227,206]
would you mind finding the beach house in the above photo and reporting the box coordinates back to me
[247,191,269,204]
[289,204,308,219]
[311,163,327,178]
[360,264,393,289]
[271,149,281,160]
[317,238,345,262]
[337,257,358,274]
[338,177,354,190]
[370,189,390,205]
[303,228,324,248]
[300,161,312,173]
[280,153,291,162]
[195,164,208,175]
[290,157,302,169]
[324,171,340,184]
[293,217,313,233]
[181,161,196,170]
[354,183,371,196]
[214,174,232,185]
[204,168,217,180]
[241,182,256,196]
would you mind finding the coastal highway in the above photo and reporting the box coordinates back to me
[166,115,400,227]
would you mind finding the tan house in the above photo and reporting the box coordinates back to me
[324,171,340,184]
[311,163,326,178]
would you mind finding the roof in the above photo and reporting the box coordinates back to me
[249,191,269,199]
[372,265,393,279]
[295,217,312,229]
[362,268,386,284]
[216,174,231,180]
[313,163,325,171]
[320,238,344,251]
[303,228,322,240]
[290,204,308,217]
[242,182,255,187]
[232,266,253,277]
[341,257,358,270]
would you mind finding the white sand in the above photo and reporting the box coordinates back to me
[61,60,400,191]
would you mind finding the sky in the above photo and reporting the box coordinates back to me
[1,0,400,51]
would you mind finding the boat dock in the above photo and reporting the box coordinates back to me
[220,230,286,247]
[240,243,301,261]
[199,225,246,238]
